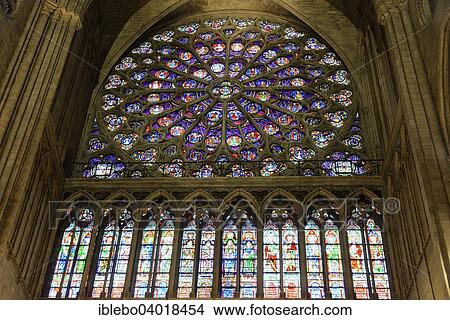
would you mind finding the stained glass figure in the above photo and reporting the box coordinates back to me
[324,220,345,299]
[263,220,280,298]
[81,17,366,178]
[282,220,301,298]
[305,219,325,299]
[197,220,216,298]
[153,219,175,298]
[48,209,93,298]
[347,217,390,299]
[240,220,257,298]
[221,220,238,298]
[134,220,157,298]
[92,212,134,298]
[177,220,197,298]
[366,219,391,299]
[347,219,370,299]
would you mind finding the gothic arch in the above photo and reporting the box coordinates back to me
[103,190,136,202]
[181,190,218,217]
[303,188,339,206]
[182,189,215,203]
[346,187,380,201]
[218,189,259,214]
[144,190,176,202]
[98,0,364,89]
[260,189,300,213]
[64,190,96,202]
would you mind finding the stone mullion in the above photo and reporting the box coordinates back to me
[298,225,307,299]
[78,218,100,299]
[0,1,84,259]
[167,218,182,298]
[381,3,450,298]
[122,224,140,298]
[256,218,263,299]
[339,219,354,299]
[190,224,202,298]
[211,221,222,299]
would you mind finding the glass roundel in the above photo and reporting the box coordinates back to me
[83,17,366,177]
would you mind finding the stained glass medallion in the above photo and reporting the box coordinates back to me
[81,17,367,178]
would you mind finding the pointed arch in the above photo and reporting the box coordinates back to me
[104,190,136,202]
[64,190,96,202]
[145,190,176,202]
[304,188,342,219]
[183,189,215,203]
[345,188,381,220]
[345,188,391,300]
[219,189,259,214]
[345,188,380,202]
[261,189,300,214]
[303,188,338,206]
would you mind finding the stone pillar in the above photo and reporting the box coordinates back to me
[0,0,89,258]
[375,0,450,298]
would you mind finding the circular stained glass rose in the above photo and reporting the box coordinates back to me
[84,17,364,177]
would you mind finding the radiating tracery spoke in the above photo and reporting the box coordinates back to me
[83,17,368,178]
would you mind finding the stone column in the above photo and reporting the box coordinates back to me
[0,0,89,258]
[375,0,450,298]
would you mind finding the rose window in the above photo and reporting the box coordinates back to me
[81,17,367,178]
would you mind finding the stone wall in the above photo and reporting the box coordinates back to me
[0,0,449,299]
[0,0,37,84]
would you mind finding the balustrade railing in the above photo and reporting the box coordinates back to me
[69,159,383,179]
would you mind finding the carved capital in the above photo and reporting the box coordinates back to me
[41,0,82,30]
[374,0,409,25]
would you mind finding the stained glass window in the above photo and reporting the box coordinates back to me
[305,219,324,299]
[263,220,280,298]
[282,220,301,298]
[92,211,134,298]
[177,220,197,298]
[197,220,216,298]
[240,220,258,298]
[347,215,391,299]
[347,219,369,299]
[134,220,157,298]
[221,220,238,298]
[48,209,93,298]
[324,220,345,299]
[153,219,175,298]
[80,17,367,178]
[305,209,346,300]
[366,219,391,299]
